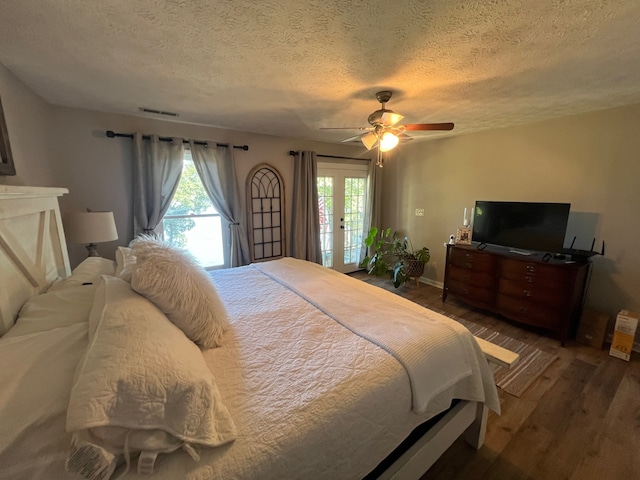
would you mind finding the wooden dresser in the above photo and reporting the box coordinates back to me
[443,244,591,345]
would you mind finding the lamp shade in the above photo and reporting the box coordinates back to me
[379,131,399,152]
[67,211,118,244]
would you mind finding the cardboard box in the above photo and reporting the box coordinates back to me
[576,309,609,349]
[609,310,640,361]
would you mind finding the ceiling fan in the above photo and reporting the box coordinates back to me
[321,90,454,166]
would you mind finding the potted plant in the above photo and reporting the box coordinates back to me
[359,227,430,288]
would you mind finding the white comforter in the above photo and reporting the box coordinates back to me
[0,258,499,480]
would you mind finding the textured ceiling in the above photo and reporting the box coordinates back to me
[1,0,640,145]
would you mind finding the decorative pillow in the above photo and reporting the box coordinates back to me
[48,257,116,292]
[130,237,229,348]
[115,246,136,282]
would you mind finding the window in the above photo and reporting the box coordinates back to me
[162,150,227,268]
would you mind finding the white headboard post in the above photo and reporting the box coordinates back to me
[0,185,70,334]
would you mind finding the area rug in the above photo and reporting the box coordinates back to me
[431,309,557,397]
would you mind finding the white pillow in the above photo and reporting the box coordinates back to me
[48,257,116,292]
[66,276,236,477]
[130,237,229,348]
[5,285,96,338]
[115,246,136,282]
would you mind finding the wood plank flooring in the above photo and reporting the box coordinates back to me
[349,272,640,480]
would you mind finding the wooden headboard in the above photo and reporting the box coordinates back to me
[0,185,70,334]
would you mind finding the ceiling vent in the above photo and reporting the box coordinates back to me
[138,107,179,117]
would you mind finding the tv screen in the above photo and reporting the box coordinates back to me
[472,201,570,253]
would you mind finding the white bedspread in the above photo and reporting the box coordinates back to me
[254,258,499,416]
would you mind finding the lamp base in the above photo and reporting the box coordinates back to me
[85,243,100,257]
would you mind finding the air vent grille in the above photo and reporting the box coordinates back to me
[138,107,179,117]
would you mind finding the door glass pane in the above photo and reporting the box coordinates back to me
[317,176,334,268]
[343,177,366,265]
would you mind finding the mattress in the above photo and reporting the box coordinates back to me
[0,258,499,479]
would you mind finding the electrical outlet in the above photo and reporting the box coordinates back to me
[415,208,425,217]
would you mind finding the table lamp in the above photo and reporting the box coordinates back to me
[67,210,118,257]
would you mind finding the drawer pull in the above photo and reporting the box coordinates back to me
[523,289,532,297]
[520,306,528,313]
[464,262,473,269]
[526,264,537,272]
[525,275,535,283]
[465,253,474,259]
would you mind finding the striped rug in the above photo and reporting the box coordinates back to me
[433,310,557,397]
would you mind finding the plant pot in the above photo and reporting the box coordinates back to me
[404,259,425,278]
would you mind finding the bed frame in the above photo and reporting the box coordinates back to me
[0,185,517,479]
[0,186,70,333]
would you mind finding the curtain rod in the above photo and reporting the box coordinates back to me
[288,151,370,161]
[106,130,249,151]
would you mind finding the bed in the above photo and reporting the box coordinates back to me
[0,186,515,479]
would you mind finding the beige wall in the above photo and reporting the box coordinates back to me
[0,63,57,187]
[381,104,640,315]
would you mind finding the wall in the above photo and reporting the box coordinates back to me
[381,103,640,315]
[0,63,57,187]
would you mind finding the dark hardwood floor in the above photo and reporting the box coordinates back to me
[349,272,640,480]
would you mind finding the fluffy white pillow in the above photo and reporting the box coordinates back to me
[130,237,229,348]
[47,257,116,292]
[115,246,136,282]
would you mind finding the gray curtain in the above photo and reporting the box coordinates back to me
[290,151,322,264]
[132,133,184,236]
[358,159,382,264]
[189,141,251,267]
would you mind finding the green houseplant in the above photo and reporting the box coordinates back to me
[359,227,430,288]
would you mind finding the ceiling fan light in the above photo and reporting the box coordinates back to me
[381,111,404,126]
[379,132,399,152]
[361,132,378,150]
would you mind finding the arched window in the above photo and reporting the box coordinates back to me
[247,164,285,262]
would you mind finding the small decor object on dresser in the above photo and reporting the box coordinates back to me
[455,226,472,245]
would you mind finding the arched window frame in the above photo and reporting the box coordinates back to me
[246,163,286,262]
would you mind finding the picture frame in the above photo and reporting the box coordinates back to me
[0,94,16,176]
[455,226,472,245]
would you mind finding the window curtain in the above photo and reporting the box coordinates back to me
[132,133,184,236]
[290,150,322,264]
[358,159,382,264]
[189,141,251,267]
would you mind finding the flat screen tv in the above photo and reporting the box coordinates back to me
[472,201,570,253]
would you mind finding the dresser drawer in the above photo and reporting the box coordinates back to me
[448,265,496,289]
[448,279,496,306]
[500,258,570,288]
[496,294,563,328]
[498,278,567,309]
[449,248,498,273]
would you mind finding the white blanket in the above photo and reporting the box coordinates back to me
[254,258,500,416]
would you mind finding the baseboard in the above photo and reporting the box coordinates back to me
[419,277,443,289]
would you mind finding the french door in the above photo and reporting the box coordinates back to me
[317,163,368,273]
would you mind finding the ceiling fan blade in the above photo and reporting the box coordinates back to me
[404,123,454,131]
[397,132,414,143]
[341,133,367,143]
